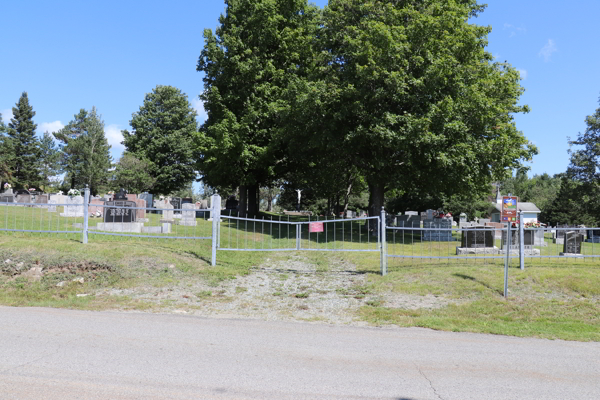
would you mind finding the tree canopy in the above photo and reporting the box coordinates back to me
[543,97,600,225]
[122,85,198,196]
[54,108,112,195]
[196,0,321,214]
[7,92,41,188]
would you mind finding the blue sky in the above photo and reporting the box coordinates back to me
[1,0,599,184]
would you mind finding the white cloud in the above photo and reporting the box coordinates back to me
[105,124,124,153]
[39,121,64,134]
[517,69,528,80]
[538,39,557,62]
[503,23,526,38]
[1,108,13,123]
[192,98,208,123]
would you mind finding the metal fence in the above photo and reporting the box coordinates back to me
[2,189,598,289]
[218,214,381,252]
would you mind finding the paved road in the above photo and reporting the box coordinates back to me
[0,307,598,399]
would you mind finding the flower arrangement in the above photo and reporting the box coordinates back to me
[28,188,35,192]
[107,191,115,195]
[3,183,11,190]
[67,188,81,197]
[57,190,63,195]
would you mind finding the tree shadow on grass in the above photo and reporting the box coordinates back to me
[452,273,503,296]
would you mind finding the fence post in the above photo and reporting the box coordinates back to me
[82,185,89,244]
[296,224,301,250]
[211,193,221,266]
[504,221,511,297]
[519,211,525,270]
[380,207,387,276]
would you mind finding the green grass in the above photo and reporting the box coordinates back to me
[0,205,598,341]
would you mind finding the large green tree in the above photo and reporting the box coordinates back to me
[196,0,321,215]
[0,113,15,187]
[122,85,197,196]
[543,97,600,225]
[302,0,537,220]
[112,153,157,193]
[38,131,62,191]
[54,108,112,195]
[7,92,41,188]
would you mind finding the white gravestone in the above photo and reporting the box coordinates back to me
[47,199,57,213]
[178,203,197,226]
[60,195,84,217]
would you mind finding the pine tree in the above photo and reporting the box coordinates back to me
[0,113,16,187]
[38,131,62,191]
[54,107,112,195]
[7,92,41,188]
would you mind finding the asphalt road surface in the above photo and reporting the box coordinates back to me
[0,307,598,399]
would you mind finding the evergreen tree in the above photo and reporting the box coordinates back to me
[38,131,62,191]
[7,92,41,188]
[122,85,198,196]
[0,113,15,187]
[112,153,157,193]
[54,107,112,195]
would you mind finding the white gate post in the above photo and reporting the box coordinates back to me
[380,207,387,276]
[519,211,525,270]
[82,185,89,244]
[211,193,221,266]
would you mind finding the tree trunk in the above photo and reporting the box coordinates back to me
[266,186,273,212]
[238,185,247,216]
[342,181,353,218]
[247,184,258,216]
[368,181,385,234]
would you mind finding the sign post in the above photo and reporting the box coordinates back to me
[502,196,518,298]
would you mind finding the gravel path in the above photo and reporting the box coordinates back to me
[96,254,454,325]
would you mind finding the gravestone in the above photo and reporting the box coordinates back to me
[426,209,435,220]
[47,199,57,212]
[50,194,67,207]
[485,222,504,239]
[561,231,585,256]
[405,211,418,216]
[586,228,600,243]
[16,193,31,205]
[534,229,548,247]
[460,226,494,248]
[60,196,84,217]
[115,189,128,200]
[139,193,153,213]
[501,228,519,249]
[126,193,137,202]
[478,218,490,224]
[456,225,497,255]
[182,197,193,205]
[135,199,148,222]
[225,195,238,210]
[423,218,455,241]
[178,203,197,226]
[160,203,174,223]
[35,194,48,207]
[103,199,136,223]
[170,197,182,213]
[0,192,15,204]
[553,224,569,244]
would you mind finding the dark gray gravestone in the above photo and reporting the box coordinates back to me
[182,197,193,204]
[115,188,128,200]
[523,230,535,246]
[586,228,600,241]
[103,200,137,223]
[461,226,494,248]
[563,231,584,254]
[501,228,519,249]
[139,193,154,213]
[170,197,182,213]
